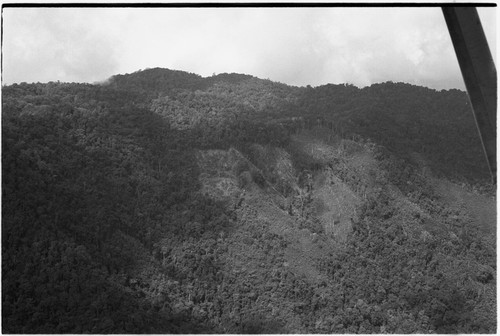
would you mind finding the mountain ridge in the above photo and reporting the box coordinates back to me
[2,67,495,333]
[110,68,487,183]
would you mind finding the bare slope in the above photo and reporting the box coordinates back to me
[182,127,496,333]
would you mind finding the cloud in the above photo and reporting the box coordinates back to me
[306,8,464,89]
[3,8,125,84]
[2,7,495,90]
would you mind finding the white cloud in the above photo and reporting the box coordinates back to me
[2,7,496,89]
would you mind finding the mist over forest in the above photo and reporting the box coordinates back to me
[2,68,496,333]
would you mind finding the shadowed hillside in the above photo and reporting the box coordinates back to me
[2,68,495,333]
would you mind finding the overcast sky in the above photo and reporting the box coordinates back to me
[2,7,496,89]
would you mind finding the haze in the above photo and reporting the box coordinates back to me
[2,7,496,90]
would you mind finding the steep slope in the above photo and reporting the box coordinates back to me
[2,68,495,333]
[175,128,495,333]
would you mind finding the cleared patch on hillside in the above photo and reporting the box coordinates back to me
[433,177,496,238]
[312,172,360,241]
[200,177,241,201]
[240,188,331,286]
[244,143,298,196]
[291,130,379,241]
[290,131,341,165]
[195,149,246,202]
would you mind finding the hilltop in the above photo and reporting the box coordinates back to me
[2,68,496,333]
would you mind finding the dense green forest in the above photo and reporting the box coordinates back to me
[2,68,496,333]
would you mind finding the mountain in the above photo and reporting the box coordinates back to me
[2,68,496,333]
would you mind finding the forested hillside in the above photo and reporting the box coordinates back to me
[2,68,496,333]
